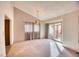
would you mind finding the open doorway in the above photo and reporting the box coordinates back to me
[4,16,10,55]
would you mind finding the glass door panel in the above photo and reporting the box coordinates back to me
[25,22,40,40]
[25,23,33,40]
[48,22,62,42]
[33,24,40,39]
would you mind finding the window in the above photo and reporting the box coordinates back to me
[34,24,39,32]
[48,22,62,42]
[24,22,40,40]
[25,23,33,32]
[33,24,40,39]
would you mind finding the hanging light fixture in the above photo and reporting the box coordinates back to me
[34,9,40,24]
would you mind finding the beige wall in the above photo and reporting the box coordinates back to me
[0,10,5,56]
[63,10,79,52]
[0,2,14,56]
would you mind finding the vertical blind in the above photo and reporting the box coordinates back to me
[24,23,40,40]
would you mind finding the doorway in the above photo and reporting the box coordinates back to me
[5,19,10,46]
[5,18,10,55]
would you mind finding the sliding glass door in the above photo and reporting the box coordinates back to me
[48,22,62,42]
[33,24,40,39]
[24,22,40,40]
[25,23,33,40]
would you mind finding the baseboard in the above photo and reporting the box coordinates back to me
[64,46,79,54]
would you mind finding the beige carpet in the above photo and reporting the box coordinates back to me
[7,39,50,57]
[6,39,79,57]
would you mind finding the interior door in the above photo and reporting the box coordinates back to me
[5,19,10,46]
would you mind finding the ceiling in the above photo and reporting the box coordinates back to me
[14,1,79,20]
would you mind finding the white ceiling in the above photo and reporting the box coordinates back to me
[14,1,79,20]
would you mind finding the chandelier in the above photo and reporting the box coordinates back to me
[34,10,40,24]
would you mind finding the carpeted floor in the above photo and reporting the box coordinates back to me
[6,39,79,57]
